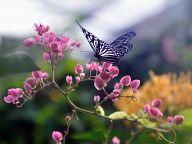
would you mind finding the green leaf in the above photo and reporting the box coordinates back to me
[108,111,127,120]
[0,52,39,77]
[96,106,105,116]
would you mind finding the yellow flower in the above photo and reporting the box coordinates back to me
[114,71,192,114]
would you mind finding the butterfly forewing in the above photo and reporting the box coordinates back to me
[77,21,101,52]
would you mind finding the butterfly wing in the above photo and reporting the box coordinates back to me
[99,43,120,64]
[77,20,101,53]
[110,31,136,60]
[77,20,119,63]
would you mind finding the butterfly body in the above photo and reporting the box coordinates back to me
[77,20,136,64]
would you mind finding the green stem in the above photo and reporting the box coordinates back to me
[103,120,113,144]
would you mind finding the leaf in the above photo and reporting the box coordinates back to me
[96,106,105,116]
[108,111,127,120]
[0,52,39,77]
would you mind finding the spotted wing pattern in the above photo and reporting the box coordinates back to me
[110,32,136,59]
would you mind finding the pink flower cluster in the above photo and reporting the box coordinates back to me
[144,99,163,119]
[4,88,23,104]
[4,71,49,105]
[144,99,184,126]
[24,71,49,94]
[65,62,140,103]
[23,23,80,63]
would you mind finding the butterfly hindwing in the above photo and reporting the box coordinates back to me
[110,32,136,59]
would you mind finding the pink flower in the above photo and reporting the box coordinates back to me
[4,95,14,103]
[174,115,184,126]
[130,80,140,90]
[148,107,163,119]
[94,95,100,103]
[52,131,63,143]
[75,64,84,74]
[102,62,112,70]
[144,104,150,113]
[109,66,119,78]
[80,73,85,79]
[24,77,37,88]
[33,35,41,43]
[66,76,73,84]
[94,77,107,90]
[75,76,80,84]
[112,136,120,144]
[42,72,49,79]
[59,35,70,44]
[51,42,60,53]
[152,99,162,108]
[167,116,174,126]
[120,75,131,86]
[100,71,110,83]
[24,82,32,94]
[23,38,35,47]
[4,88,23,104]
[8,88,23,96]
[34,23,49,36]
[42,52,51,62]
[32,71,43,80]
[114,83,123,90]
[112,89,120,96]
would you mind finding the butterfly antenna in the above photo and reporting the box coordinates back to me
[76,19,82,28]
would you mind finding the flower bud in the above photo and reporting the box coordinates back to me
[23,38,35,47]
[94,77,107,90]
[52,131,63,143]
[144,104,150,113]
[75,76,80,84]
[102,62,112,70]
[65,115,72,124]
[75,64,84,74]
[120,75,131,86]
[167,116,174,126]
[112,136,120,144]
[109,66,119,78]
[130,80,140,90]
[149,107,163,119]
[42,52,50,62]
[100,71,110,83]
[66,76,73,84]
[94,95,100,103]
[174,115,184,126]
[152,99,162,108]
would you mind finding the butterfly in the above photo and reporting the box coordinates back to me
[76,20,136,64]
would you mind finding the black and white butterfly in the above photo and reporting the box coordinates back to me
[77,20,136,64]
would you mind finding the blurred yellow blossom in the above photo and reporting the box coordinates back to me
[114,71,192,114]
